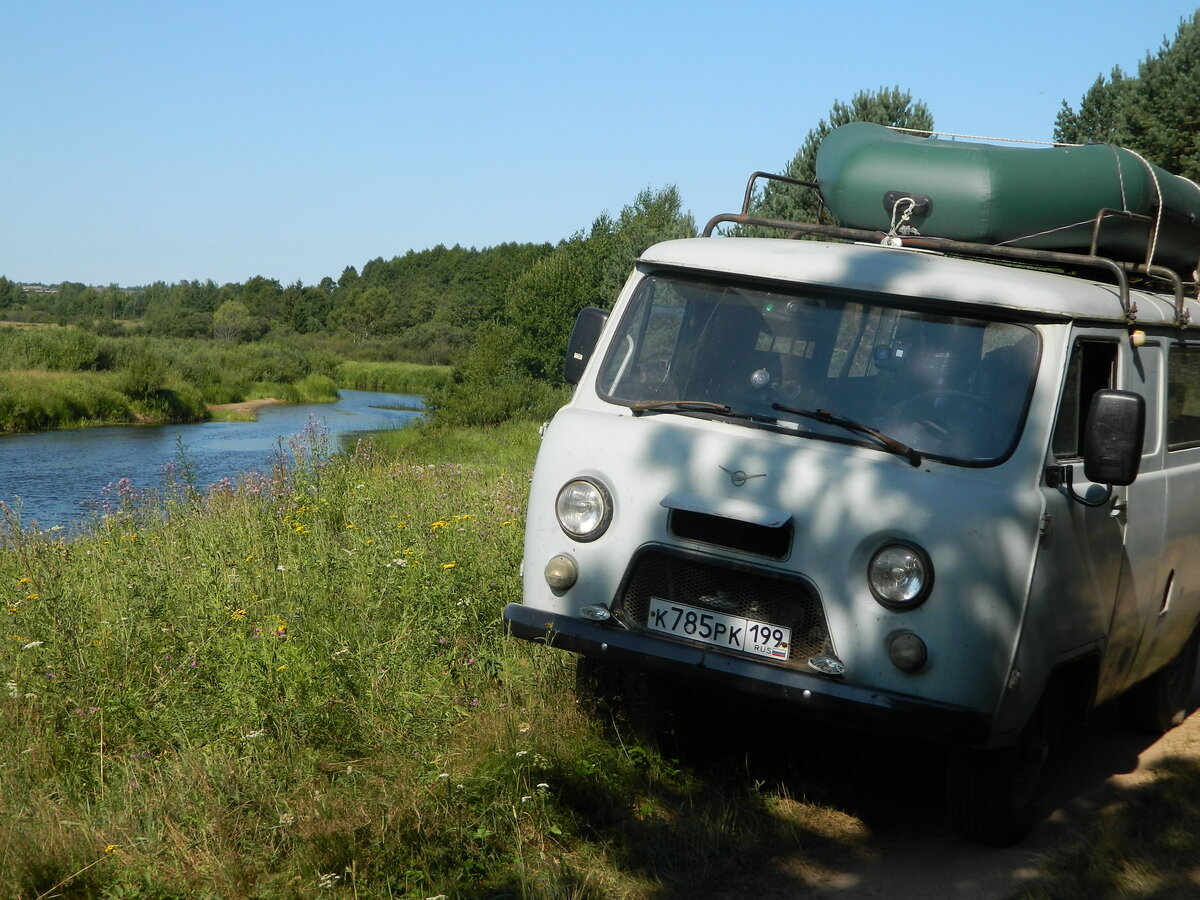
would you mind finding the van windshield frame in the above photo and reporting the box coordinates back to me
[595,272,1040,467]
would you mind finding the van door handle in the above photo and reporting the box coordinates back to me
[1110,499,1128,519]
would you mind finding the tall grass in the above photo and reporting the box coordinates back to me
[1,420,778,898]
[0,370,207,432]
[337,361,451,395]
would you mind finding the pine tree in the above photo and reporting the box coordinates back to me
[1055,13,1200,180]
[743,87,934,229]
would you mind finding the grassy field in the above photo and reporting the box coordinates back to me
[0,420,824,899]
[3,418,1199,899]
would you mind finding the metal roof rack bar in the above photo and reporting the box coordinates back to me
[702,211,1136,321]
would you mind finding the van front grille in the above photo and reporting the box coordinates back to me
[613,546,830,668]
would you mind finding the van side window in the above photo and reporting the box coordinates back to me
[1052,341,1117,459]
[1168,344,1200,450]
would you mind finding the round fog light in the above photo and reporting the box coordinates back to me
[888,631,928,673]
[543,554,578,591]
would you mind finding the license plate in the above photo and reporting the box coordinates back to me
[646,596,791,661]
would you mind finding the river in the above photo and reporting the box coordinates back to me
[0,390,423,532]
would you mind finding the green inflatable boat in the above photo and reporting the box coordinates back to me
[814,122,1200,279]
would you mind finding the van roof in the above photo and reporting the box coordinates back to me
[638,237,1198,328]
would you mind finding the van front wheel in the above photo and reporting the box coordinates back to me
[947,685,1059,846]
[1119,628,1200,734]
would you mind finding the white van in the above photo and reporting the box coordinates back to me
[504,172,1200,845]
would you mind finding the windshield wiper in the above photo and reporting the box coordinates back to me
[772,404,923,467]
[630,399,792,429]
[630,399,734,416]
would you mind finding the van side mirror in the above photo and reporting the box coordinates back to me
[564,307,608,385]
[1083,389,1145,486]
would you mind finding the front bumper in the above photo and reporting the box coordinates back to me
[504,602,991,746]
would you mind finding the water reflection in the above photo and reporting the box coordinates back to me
[0,390,422,531]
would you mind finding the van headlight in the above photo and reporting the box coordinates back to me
[555,478,613,542]
[868,543,933,609]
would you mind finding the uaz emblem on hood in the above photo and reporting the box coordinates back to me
[719,465,766,487]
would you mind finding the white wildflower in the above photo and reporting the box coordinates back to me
[21,641,44,651]
[243,729,266,739]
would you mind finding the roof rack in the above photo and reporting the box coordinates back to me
[702,172,1193,327]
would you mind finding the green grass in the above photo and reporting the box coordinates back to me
[0,418,876,898]
[337,361,452,395]
[0,370,208,432]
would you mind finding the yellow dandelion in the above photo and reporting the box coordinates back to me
[345,523,357,530]
[277,664,287,671]
[442,562,457,570]
[25,593,39,601]
[244,555,255,562]
[501,520,514,526]
[104,843,120,854]
[230,609,248,621]
[16,576,31,585]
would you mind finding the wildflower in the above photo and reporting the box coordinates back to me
[536,782,550,791]
[16,577,30,585]
[318,872,340,889]
[244,555,255,562]
[520,795,533,803]
[25,593,38,601]
[244,729,266,739]
[278,812,295,827]
[276,565,287,572]
[230,609,248,621]
[501,520,514,526]
[387,558,408,568]
[515,750,529,758]
[5,682,17,698]
[438,772,450,780]
[344,523,357,530]
[442,562,456,570]
[277,664,287,671]
[104,844,120,854]
[21,641,43,651]
[518,722,531,733]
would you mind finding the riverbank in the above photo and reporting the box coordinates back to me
[205,396,288,422]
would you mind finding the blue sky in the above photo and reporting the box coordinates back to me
[2,1,1195,287]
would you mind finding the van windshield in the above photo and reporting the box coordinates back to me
[596,273,1039,465]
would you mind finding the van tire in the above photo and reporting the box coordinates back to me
[947,683,1059,846]
[1118,628,1200,734]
